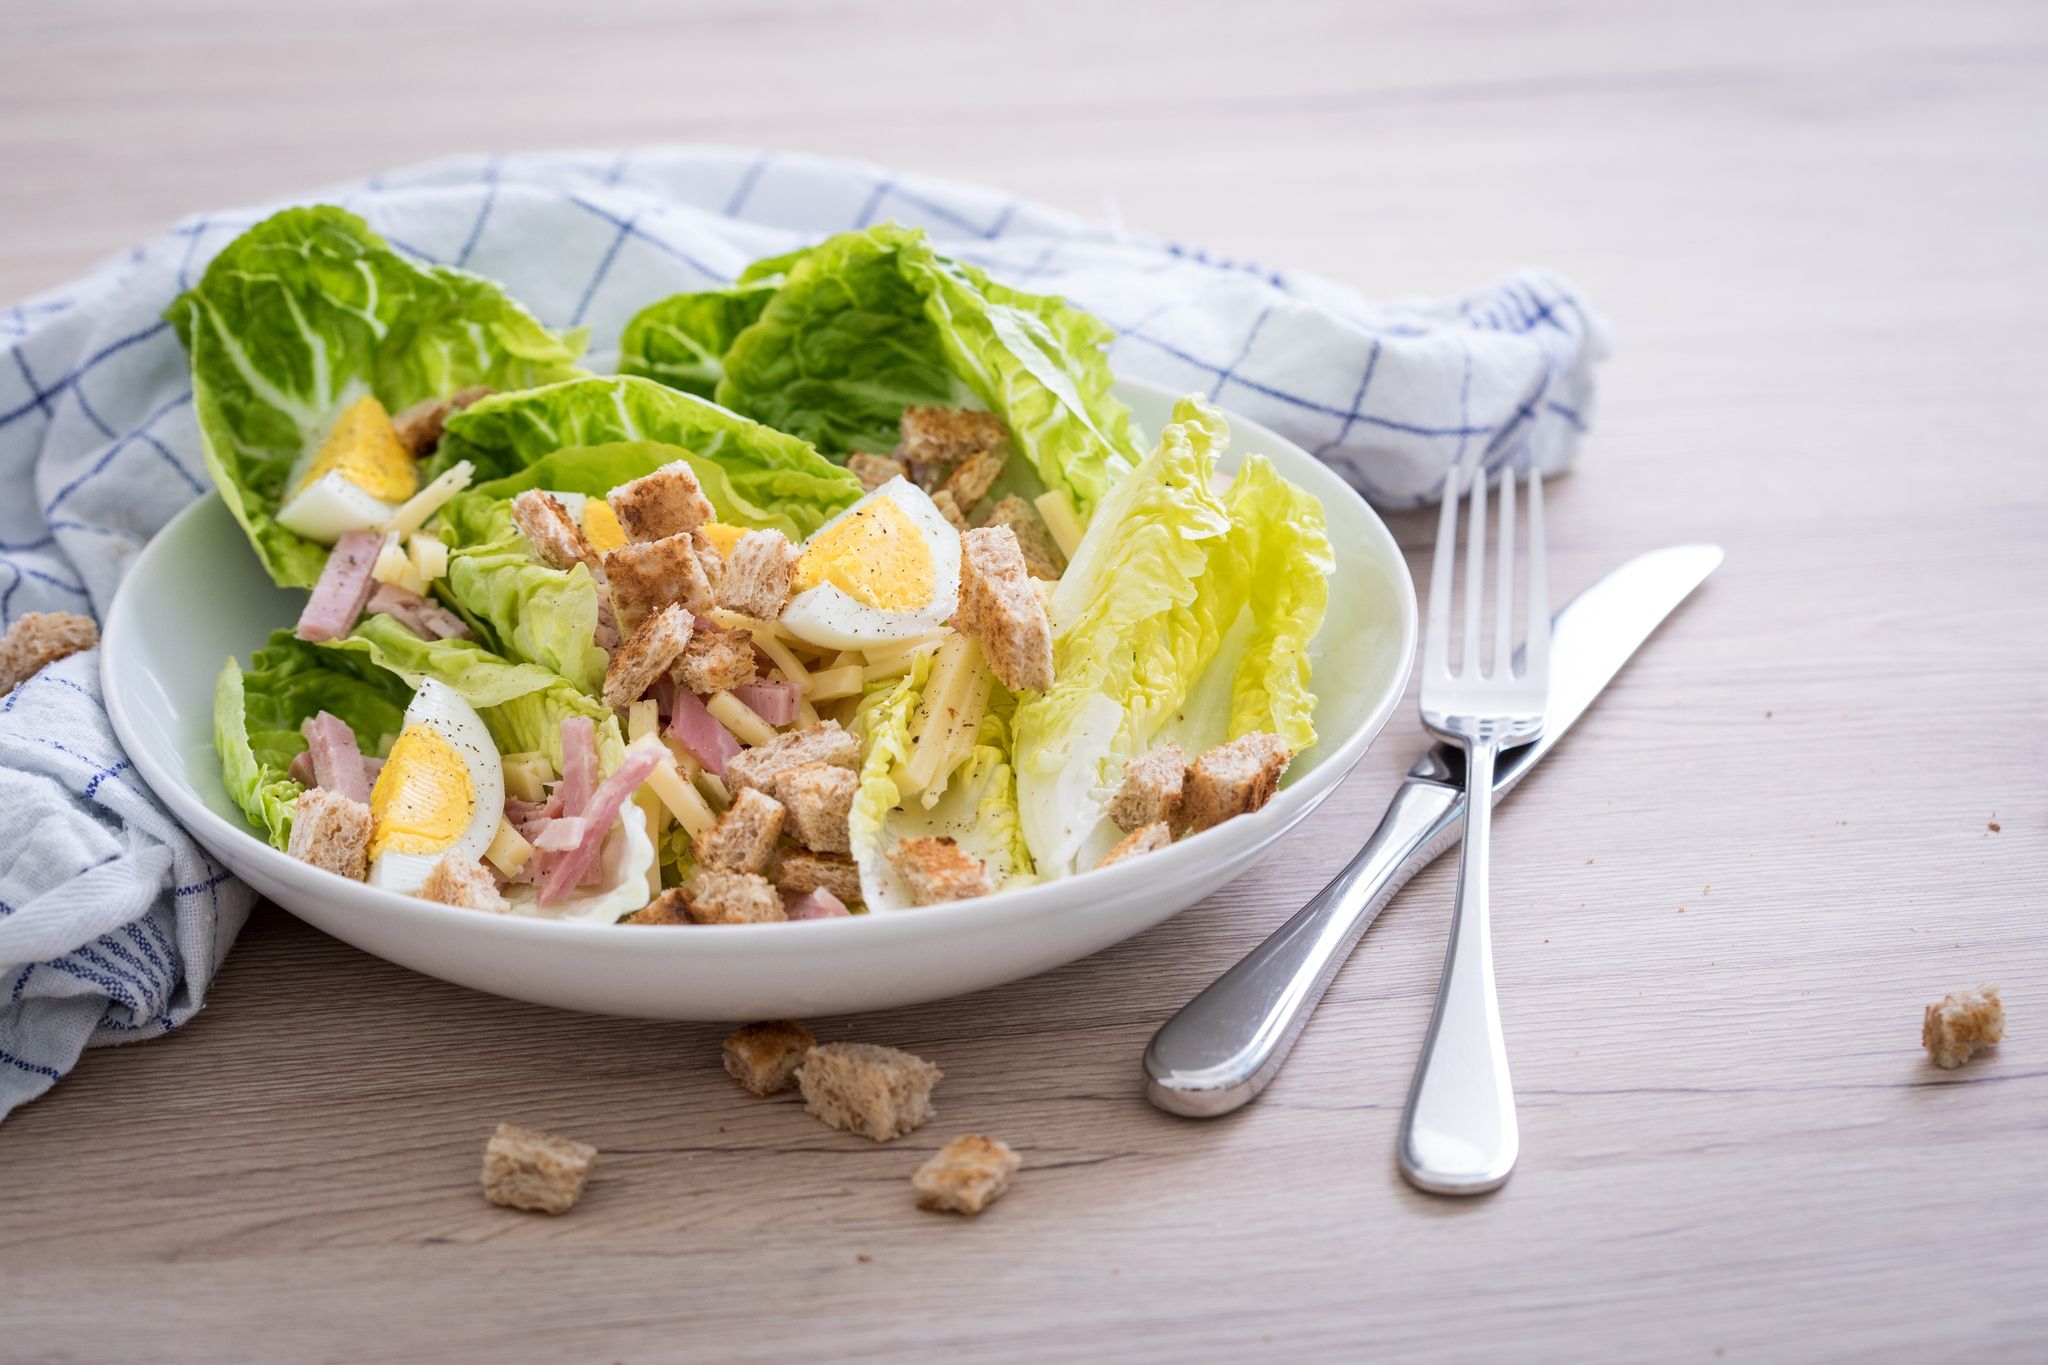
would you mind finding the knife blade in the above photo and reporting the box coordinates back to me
[1142,543,1724,1117]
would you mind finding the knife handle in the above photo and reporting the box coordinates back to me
[1143,780,1464,1117]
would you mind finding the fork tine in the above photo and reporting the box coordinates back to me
[1524,469,1549,678]
[1493,467,1516,679]
[1462,463,1486,679]
[1425,463,1461,678]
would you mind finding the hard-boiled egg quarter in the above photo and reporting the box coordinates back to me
[780,477,962,651]
[367,678,505,895]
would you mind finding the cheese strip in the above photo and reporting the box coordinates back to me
[706,691,778,747]
[900,635,978,797]
[484,818,534,877]
[408,531,449,583]
[805,664,864,701]
[627,699,660,744]
[383,460,474,538]
[1033,490,1085,560]
[906,646,991,799]
[644,754,717,837]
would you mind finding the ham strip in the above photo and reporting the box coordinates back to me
[536,743,664,905]
[786,888,851,920]
[558,716,598,817]
[530,817,588,852]
[667,689,743,778]
[366,582,472,641]
[732,681,800,727]
[288,751,316,787]
[296,530,383,642]
[301,711,371,803]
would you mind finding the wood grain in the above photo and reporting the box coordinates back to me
[3,0,2044,1360]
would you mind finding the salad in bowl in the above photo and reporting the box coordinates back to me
[177,208,1335,928]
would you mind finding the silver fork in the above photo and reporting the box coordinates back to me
[1399,460,1551,1196]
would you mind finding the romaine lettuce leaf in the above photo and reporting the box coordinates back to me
[214,630,414,848]
[433,376,862,539]
[848,653,1035,909]
[434,495,609,696]
[320,615,623,774]
[634,224,1138,516]
[1013,397,1332,877]
[167,206,587,588]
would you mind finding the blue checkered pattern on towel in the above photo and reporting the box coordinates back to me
[0,146,1606,1120]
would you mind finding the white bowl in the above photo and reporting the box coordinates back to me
[101,381,1416,1020]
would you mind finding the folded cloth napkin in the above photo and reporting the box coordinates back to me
[0,146,1607,1120]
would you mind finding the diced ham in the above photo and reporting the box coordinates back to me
[558,716,597,817]
[366,582,472,641]
[536,743,664,905]
[288,750,316,787]
[530,817,588,852]
[504,797,547,826]
[732,680,800,727]
[667,689,744,778]
[296,530,383,642]
[362,754,384,787]
[785,888,851,920]
[301,711,371,803]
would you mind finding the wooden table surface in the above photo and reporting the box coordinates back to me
[4,2,2043,1360]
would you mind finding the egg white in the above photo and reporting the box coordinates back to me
[275,471,397,544]
[368,678,506,895]
[780,477,963,651]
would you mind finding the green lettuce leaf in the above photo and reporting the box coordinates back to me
[1012,397,1331,876]
[214,630,414,848]
[434,495,609,696]
[167,205,587,587]
[634,224,1138,516]
[848,654,1035,909]
[433,376,862,539]
[320,615,623,774]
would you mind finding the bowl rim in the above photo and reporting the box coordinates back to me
[102,378,1418,945]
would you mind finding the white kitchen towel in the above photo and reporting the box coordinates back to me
[0,146,1607,1119]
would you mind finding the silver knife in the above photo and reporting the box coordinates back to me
[1143,543,1724,1117]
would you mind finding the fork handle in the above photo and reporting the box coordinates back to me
[1398,737,1519,1194]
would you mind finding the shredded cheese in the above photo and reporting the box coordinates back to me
[706,691,778,747]
[1033,490,1085,560]
[484,818,533,877]
[382,460,474,539]
[645,755,717,837]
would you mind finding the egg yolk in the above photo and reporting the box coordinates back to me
[794,496,934,611]
[300,394,419,503]
[695,522,746,560]
[367,725,475,858]
[582,498,628,554]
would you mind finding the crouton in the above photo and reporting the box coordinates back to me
[510,490,602,575]
[286,787,372,881]
[724,721,859,795]
[912,1134,1020,1215]
[888,837,994,905]
[1096,821,1172,870]
[1923,985,2004,1069]
[683,868,786,924]
[694,787,786,873]
[898,406,1008,468]
[389,385,493,458]
[926,489,969,533]
[718,530,799,620]
[608,460,713,542]
[773,762,857,855]
[797,1042,941,1142]
[980,495,1065,580]
[692,529,726,596]
[622,889,692,925]
[418,854,510,913]
[602,603,692,711]
[1110,742,1185,833]
[939,448,1006,513]
[776,850,863,904]
[0,611,98,694]
[723,1020,816,1096]
[1184,732,1291,833]
[957,527,1054,692]
[672,618,758,694]
[603,532,716,634]
[481,1122,596,1215]
[847,451,908,492]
